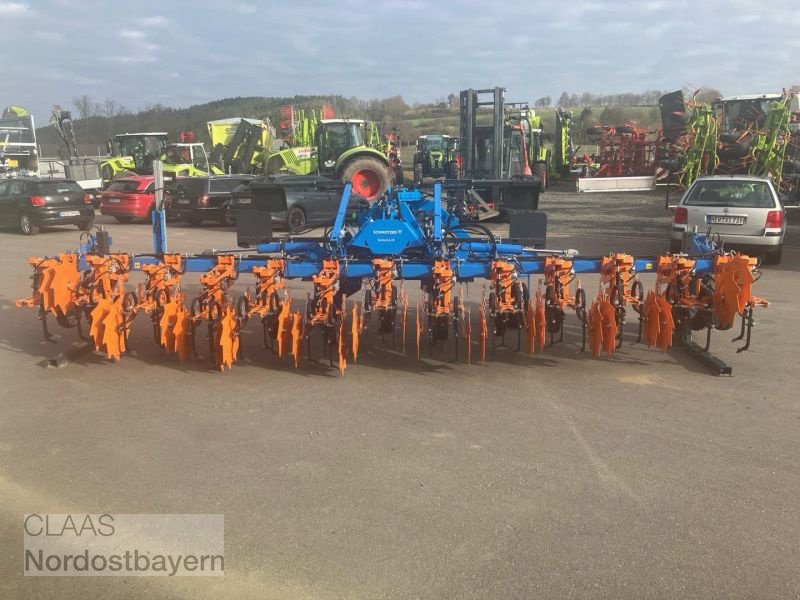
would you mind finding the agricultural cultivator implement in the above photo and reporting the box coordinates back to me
[17,182,769,376]
[575,124,660,193]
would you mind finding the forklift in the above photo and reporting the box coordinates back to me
[457,87,541,220]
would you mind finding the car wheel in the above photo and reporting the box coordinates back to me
[219,203,234,226]
[763,245,783,266]
[19,212,39,235]
[77,220,94,231]
[114,216,134,224]
[287,206,306,231]
[186,217,203,226]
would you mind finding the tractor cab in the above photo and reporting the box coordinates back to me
[109,133,169,171]
[101,133,168,187]
[414,134,454,179]
[316,120,367,171]
[713,94,785,133]
[161,142,218,178]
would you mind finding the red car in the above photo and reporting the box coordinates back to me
[100,176,155,223]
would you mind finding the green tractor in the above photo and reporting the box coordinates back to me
[101,133,221,187]
[267,119,393,201]
[412,135,457,180]
[162,142,223,180]
[101,133,168,187]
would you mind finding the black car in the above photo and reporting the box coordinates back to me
[0,177,94,235]
[229,175,367,229]
[165,175,256,226]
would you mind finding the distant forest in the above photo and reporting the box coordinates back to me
[35,88,722,157]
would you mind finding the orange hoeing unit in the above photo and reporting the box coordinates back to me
[249,259,286,318]
[136,254,183,313]
[490,260,518,313]
[310,259,341,325]
[712,253,768,331]
[199,255,237,309]
[656,254,707,309]
[371,259,395,310]
[84,254,130,300]
[600,253,640,305]
[431,259,454,317]
[16,253,81,319]
[544,256,578,309]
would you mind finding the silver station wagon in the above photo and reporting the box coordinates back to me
[671,175,786,264]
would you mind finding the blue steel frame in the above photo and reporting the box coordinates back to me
[84,182,718,281]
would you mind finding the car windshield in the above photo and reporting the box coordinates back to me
[107,180,148,193]
[684,180,775,208]
[35,182,83,195]
[117,135,166,158]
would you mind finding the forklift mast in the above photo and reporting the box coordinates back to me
[459,87,505,180]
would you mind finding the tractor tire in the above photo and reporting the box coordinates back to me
[114,216,134,224]
[341,157,391,202]
[533,162,548,192]
[413,163,423,183]
[287,206,306,231]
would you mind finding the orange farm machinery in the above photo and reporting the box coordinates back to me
[17,182,767,376]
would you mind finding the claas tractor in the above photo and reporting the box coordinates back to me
[413,135,457,181]
[267,118,393,201]
[162,142,222,180]
[101,133,220,187]
[101,133,168,187]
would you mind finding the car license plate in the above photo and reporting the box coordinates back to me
[177,199,190,204]
[707,215,745,225]
[59,210,80,217]
[236,198,252,204]
[107,198,120,203]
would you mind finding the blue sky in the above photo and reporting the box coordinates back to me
[2,0,798,121]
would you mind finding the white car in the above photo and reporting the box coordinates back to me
[671,175,786,264]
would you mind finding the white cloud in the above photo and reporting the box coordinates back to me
[230,2,257,14]
[0,1,31,15]
[120,29,147,40]
[736,13,761,23]
[136,15,169,27]
[641,0,666,10]
[34,30,64,43]
[106,55,158,64]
